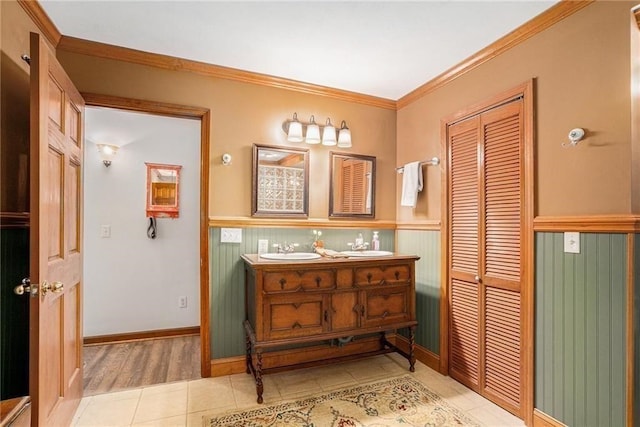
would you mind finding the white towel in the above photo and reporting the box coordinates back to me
[400,161,423,207]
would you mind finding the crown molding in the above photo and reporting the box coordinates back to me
[56,36,397,110]
[533,215,640,232]
[18,0,61,47]
[397,1,593,109]
[22,0,589,112]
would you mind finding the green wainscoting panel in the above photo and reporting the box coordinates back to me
[535,232,626,427]
[397,229,441,354]
[0,228,30,400]
[634,233,640,424]
[209,227,394,359]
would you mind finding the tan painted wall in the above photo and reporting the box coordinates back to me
[56,52,398,220]
[397,2,635,220]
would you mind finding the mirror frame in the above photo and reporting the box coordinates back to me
[329,151,376,219]
[145,162,182,218]
[252,144,310,218]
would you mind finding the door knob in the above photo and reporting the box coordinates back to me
[14,279,64,297]
[14,278,37,297]
[42,281,64,295]
[474,275,481,283]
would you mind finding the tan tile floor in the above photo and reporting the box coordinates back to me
[72,353,525,426]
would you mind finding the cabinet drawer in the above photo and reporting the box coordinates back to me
[354,264,411,287]
[265,294,329,340]
[263,270,335,293]
[363,286,410,327]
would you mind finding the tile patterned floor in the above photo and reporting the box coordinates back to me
[72,353,525,426]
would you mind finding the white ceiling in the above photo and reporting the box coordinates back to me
[41,1,556,100]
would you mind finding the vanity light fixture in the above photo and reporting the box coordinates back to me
[305,115,321,144]
[283,113,352,148]
[322,118,337,146]
[96,143,119,167]
[337,121,352,148]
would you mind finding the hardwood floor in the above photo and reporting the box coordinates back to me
[83,336,201,396]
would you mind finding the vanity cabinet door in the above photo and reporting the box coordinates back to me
[354,264,411,287]
[361,285,411,328]
[263,269,335,293]
[330,291,360,331]
[264,294,329,340]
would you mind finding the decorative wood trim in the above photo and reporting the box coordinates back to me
[210,335,386,377]
[532,409,567,427]
[58,36,396,110]
[81,93,209,119]
[522,79,535,426]
[0,212,30,229]
[208,216,397,229]
[17,0,61,47]
[395,221,441,231]
[395,336,440,371]
[439,110,450,377]
[0,396,30,427]
[533,215,640,232]
[83,326,200,346]
[626,233,634,427]
[83,94,211,377]
[200,110,212,378]
[397,1,592,109]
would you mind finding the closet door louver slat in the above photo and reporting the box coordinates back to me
[450,119,479,277]
[450,279,479,387]
[482,107,522,283]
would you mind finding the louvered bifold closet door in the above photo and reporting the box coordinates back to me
[448,117,482,390]
[480,100,524,414]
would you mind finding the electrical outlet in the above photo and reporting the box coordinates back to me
[221,228,242,243]
[178,296,187,308]
[564,232,580,254]
[100,225,111,238]
[258,239,269,254]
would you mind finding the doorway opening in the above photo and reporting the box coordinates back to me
[82,94,211,394]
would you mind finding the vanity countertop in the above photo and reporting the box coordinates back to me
[241,253,420,266]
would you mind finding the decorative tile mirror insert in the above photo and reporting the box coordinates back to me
[252,144,309,218]
[145,162,182,218]
[329,152,376,218]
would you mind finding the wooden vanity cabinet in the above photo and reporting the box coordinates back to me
[241,254,419,403]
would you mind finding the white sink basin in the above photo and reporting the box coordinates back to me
[259,252,321,260]
[340,250,394,257]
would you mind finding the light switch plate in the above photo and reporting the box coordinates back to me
[221,228,242,243]
[564,232,580,254]
[100,225,111,238]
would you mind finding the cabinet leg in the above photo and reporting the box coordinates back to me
[245,331,251,374]
[256,349,264,404]
[408,326,416,373]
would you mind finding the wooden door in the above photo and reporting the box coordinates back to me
[448,98,525,417]
[29,32,84,426]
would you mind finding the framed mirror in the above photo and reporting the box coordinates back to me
[252,144,309,218]
[145,162,182,218]
[329,152,376,218]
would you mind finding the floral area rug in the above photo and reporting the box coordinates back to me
[206,375,480,426]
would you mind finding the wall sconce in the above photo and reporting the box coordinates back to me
[282,113,352,148]
[96,144,119,167]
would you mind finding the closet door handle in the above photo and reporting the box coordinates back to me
[474,275,481,283]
